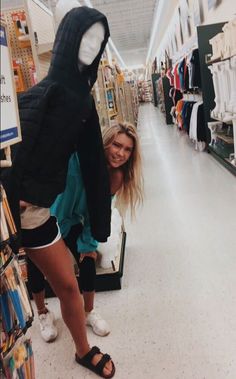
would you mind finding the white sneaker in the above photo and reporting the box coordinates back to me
[86,310,110,337]
[38,310,58,342]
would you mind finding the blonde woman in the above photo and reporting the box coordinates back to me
[103,122,144,218]
[27,122,143,377]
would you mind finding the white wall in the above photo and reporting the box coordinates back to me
[154,0,236,64]
[150,0,179,62]
[203,0,236,24]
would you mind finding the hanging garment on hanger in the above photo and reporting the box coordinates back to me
[178,57,186,91]
[189,101,205,142]
[190,49,201,89]
[173,63,181,90]
[166,68,174,86]
[182,101,195,134]
[176,99,185,129]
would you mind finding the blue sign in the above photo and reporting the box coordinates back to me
[0,127,19,143]
[1,20,21,148]
[0,25,7,47]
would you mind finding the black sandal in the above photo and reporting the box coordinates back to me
[75,346,115,378]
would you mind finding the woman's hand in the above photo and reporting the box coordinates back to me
[79,251,97,263]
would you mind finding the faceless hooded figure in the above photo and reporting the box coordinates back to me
[3,7,111,242]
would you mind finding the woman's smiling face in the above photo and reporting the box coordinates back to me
[105,132,134,168]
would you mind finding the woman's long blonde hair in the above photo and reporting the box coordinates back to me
[102,122,144,218]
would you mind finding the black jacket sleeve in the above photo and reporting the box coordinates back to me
[76,99,111,242]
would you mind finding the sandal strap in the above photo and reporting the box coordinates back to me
[95,353,111,375]
[75,347,115,378]
[83,346,101,362]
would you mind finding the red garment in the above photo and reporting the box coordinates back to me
[173,63,181,90]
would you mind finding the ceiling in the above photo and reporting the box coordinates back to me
[48,0,158,68]
[83,0,157,67]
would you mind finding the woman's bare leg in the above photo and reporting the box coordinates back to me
[26,238,89,356]
[26,238,112,375]
[83,291,95,313]
[32,290,48,314]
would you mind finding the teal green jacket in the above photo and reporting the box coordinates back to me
[50,153,98,254]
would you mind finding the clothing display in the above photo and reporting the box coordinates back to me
[182,101,195,133]
[189,49,201,89]
[189,101,206,143]
[173,62,181,90]
[206,18,236,168]
[169,87,183,106]
[210,17,236,60]
[209,57,236,120]
[171,48,201,93]
[163,45,205,152]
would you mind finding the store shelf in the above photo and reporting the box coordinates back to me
[101,60,110,67]
[105,85,115,90]
[216,133,234,144]
[206,56,228,65]
[0,185,34,376]
[210,114,236,123]
[108,111,118,117]
[197,21,236,176]
[206,53,236,65]
[208,146,236,176]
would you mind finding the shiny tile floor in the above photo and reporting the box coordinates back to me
[28,103,236,379]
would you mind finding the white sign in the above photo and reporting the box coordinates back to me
[0,21,21,149]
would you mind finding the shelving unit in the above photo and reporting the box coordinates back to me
[0,185,35,378]
[123,79,139,126]
[215,133,234,144]
[94,59,139,128]
[197,21,236,175]
[101,59,118,127]
[113,70,126,123]
[1,0,55,95]
[2,8,36,92]
[94,59,117,129]
[1,16,35,377]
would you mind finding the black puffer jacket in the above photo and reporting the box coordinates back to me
[3,7,111,242]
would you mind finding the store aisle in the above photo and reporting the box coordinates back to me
[29,103,236,379]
